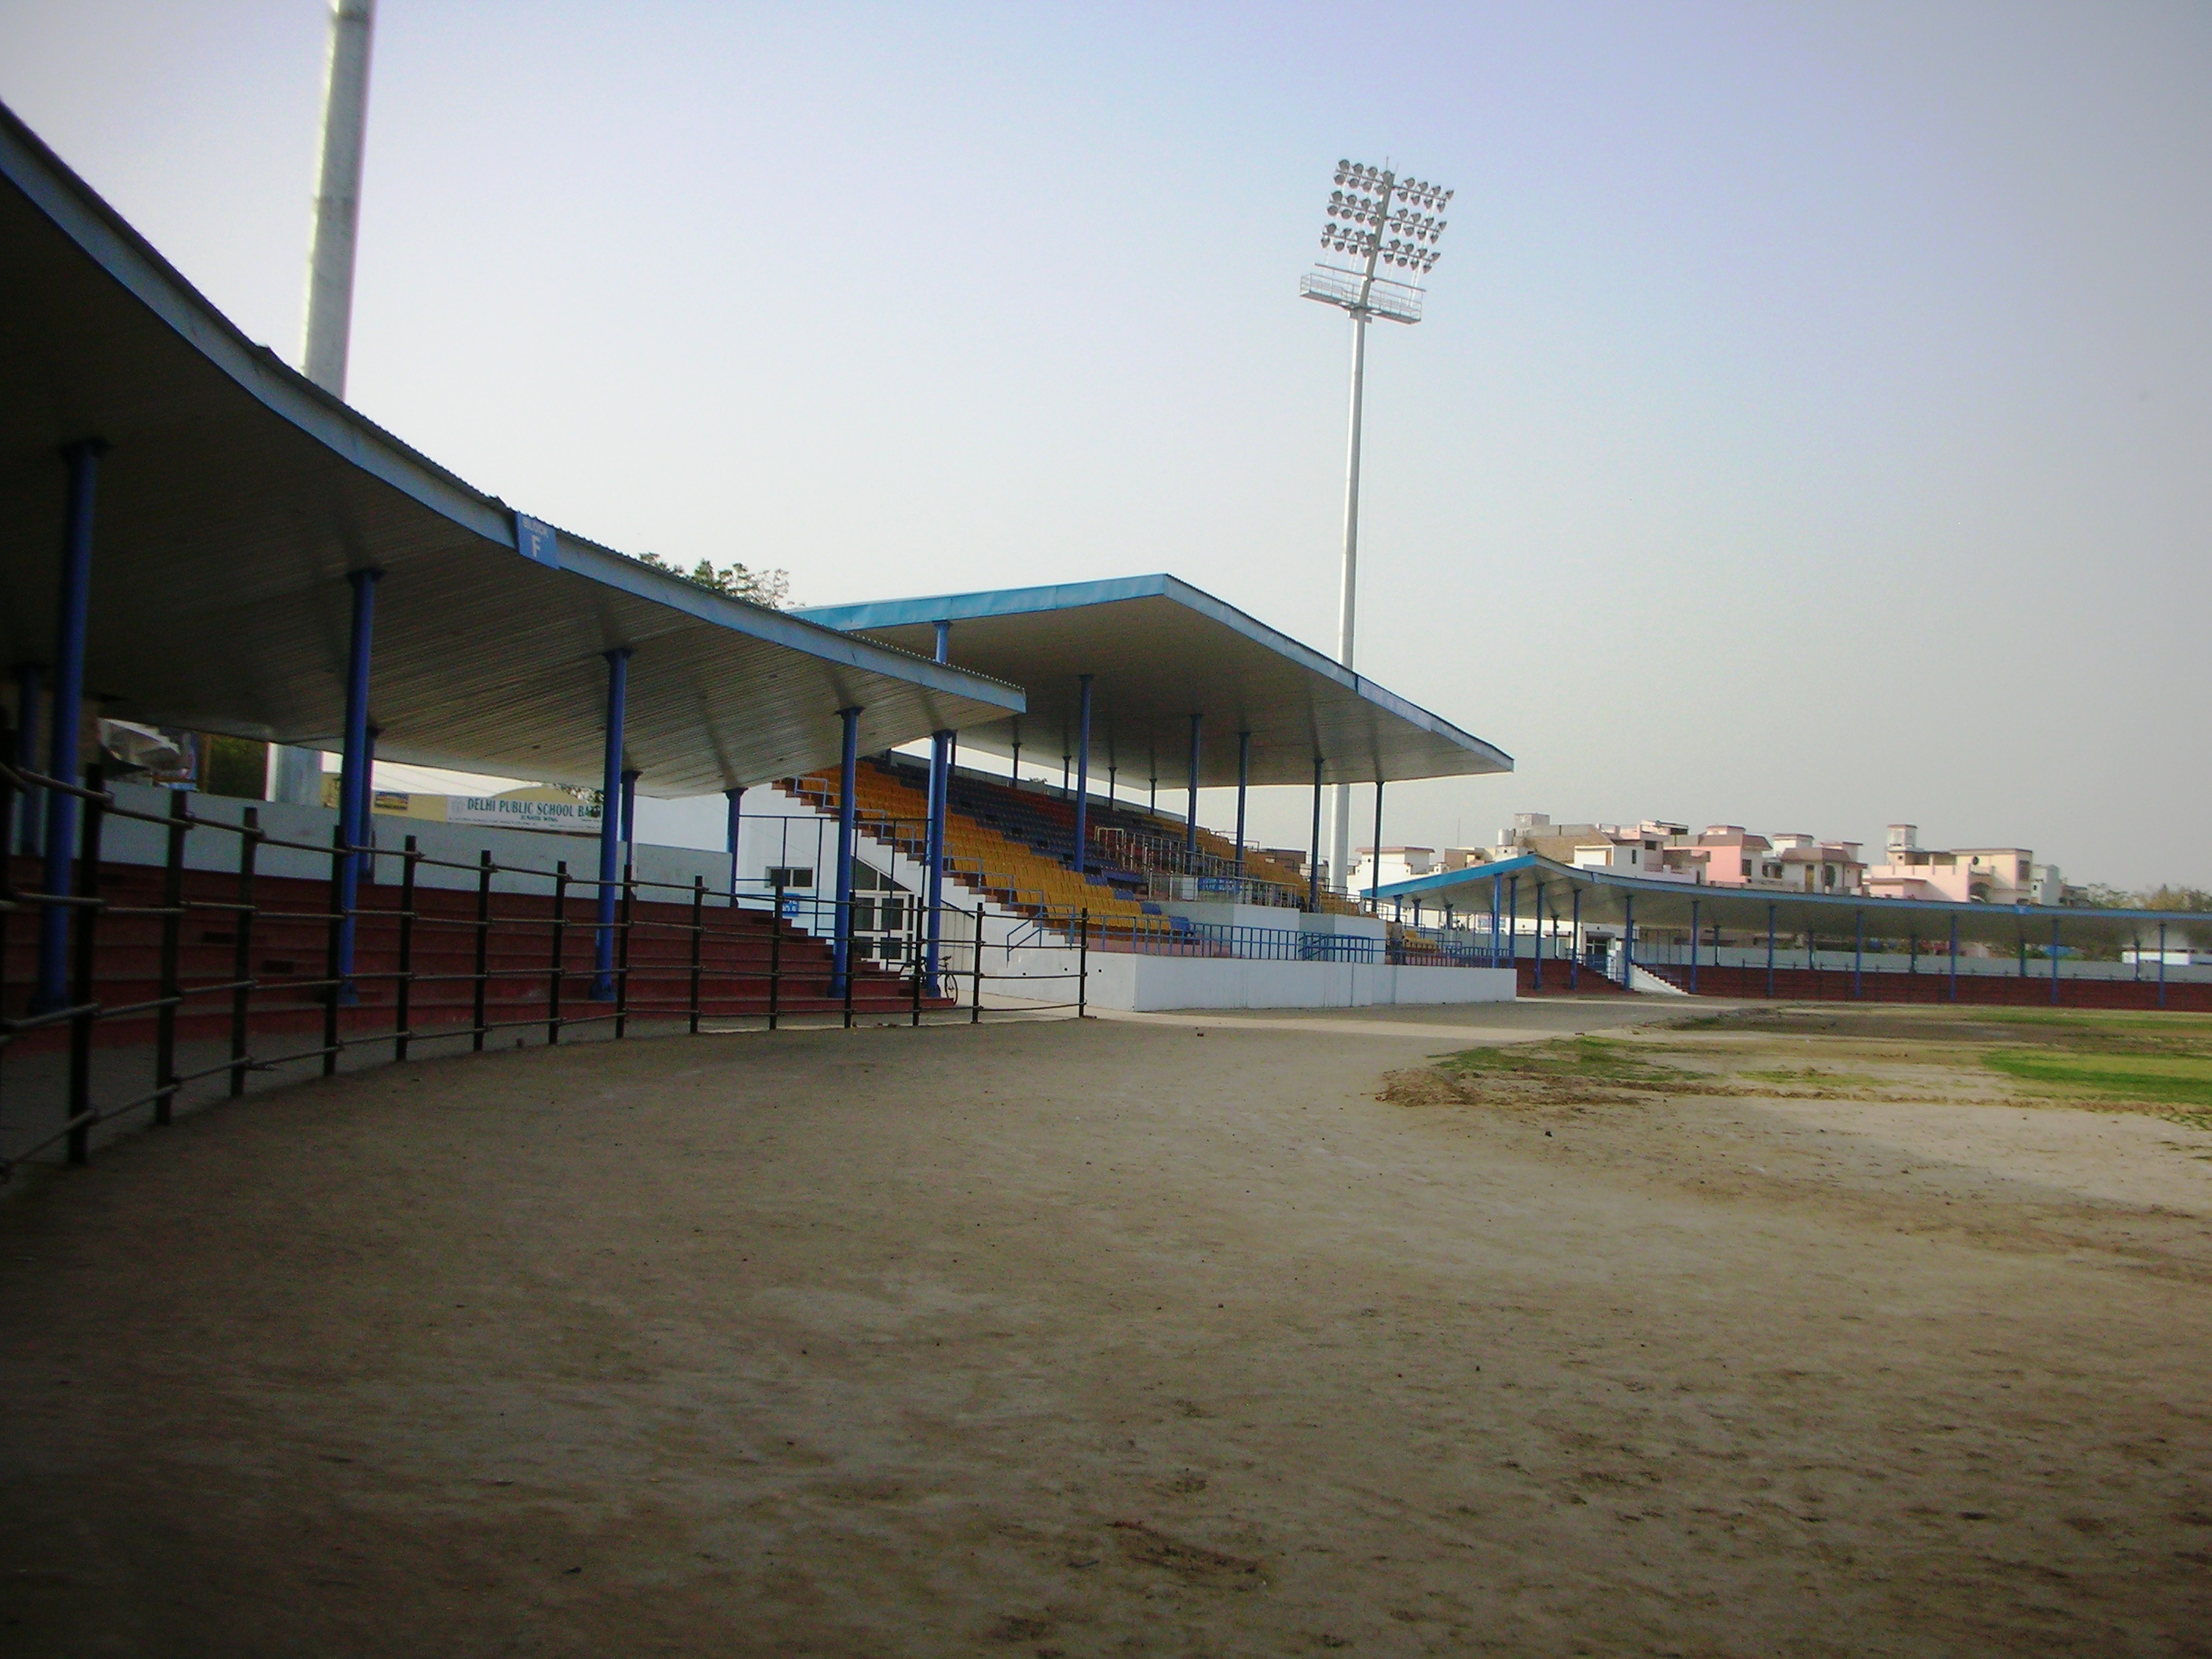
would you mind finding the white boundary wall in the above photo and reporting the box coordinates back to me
[986,935,1515,1012]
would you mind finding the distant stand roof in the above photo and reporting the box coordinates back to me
[797,575,1511,788]
[0,102,1021,797]
[1375,854,2203,950]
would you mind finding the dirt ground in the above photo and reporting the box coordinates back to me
[1,998,2208,1657]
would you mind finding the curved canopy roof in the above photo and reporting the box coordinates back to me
[0,103,1021,797]
[1377,854,2205,950]
[797,574,1512,788]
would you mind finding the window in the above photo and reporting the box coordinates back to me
[767,866,815,888]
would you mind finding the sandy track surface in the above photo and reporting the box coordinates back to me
[1,1002,2208,1656]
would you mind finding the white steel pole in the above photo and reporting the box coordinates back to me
[1328,307,1368,894]
[274,0,376,808]
[301,0,376,400]
[1328,168,1393,894]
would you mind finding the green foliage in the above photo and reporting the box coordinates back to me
[635,551,791,609]
[200,735,268,800]
[2070,881,2212,913]
[1983,1048,2212,1108]
[2141,884,2212,913]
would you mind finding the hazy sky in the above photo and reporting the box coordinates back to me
[2,2,2206,883]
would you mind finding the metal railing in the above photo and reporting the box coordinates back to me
[0,744,1091,1180]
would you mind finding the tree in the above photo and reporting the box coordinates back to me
[635,551,791,610]
[2068,881,2212,913]
[2140,884,2212,914]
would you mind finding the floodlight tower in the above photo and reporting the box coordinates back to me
[269,0,379,808]
[1301,159,1451,894]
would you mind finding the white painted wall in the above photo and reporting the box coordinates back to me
[981,927,1514,1011]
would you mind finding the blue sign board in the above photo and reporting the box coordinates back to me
[515,513,560,569]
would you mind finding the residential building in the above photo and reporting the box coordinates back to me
[1347,845,1439,890]
[1866,825,2062,906]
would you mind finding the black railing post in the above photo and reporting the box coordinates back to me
[229,810,260,1097]
[548,862,569,1046]
[395,835,419,1062]
[64,767,107,1166]
[910,893,924,1027]
[842,902,857,1030]
[471,850,492,1051]
[688,876,705,1037]
[767,877,785,1031]
[0,718,13,1130]
[153,789,188,1126]
[322,823,345,1076]
[614,861,635,1040]
[971,903,985,1024]
[1078,907,1089,1019]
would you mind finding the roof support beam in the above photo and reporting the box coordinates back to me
[334,568,380,1000]
[1073,674,1093,881]
[830,706,861,1000]
[592,648,630,999]
[37,440,103,1013]
[1185,713,1202,854]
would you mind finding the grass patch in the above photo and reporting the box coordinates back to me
[1981,1049,2212,1108]
[1738,1066,1885,1090]
[1383,1036,1696,1108]
[1439,1036,1688,1086]
[1979,1009,2212,1036]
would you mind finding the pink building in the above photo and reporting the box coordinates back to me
[1691,826,1863,894]
[1865,826,2060,905]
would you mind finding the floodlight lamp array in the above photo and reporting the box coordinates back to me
[1320,160,1452,275]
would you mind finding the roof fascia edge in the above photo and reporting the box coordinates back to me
[794,573,1174,631]
[555,538,1024,709]
[794,571,1507,763]
[0,103,516,548]
[0,104,1020,713]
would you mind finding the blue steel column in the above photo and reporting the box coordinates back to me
[2159,921,2168,1009]
[1689,898,1701,994]
[1622,892,1633,987]
[925,620,951,994]
[332,568,381,999]
[831,705,862,996]
[1489,874,1500,967]
[354,725,379,831]
[35,441,104,1013]
[1368,779,1384,913]
[1308,756,1324,910]
[1233,731,1251,877]
[1533,882,1545,990]
[350,723,379,920]
[591,648,631,998]
[1071,674,1093,880]
[723,786,745,895]
[1948,914,1959,1002]
[2050,916,2061,1005]
[1569,888,1581,988]
[13,664,40,855]
[1854,910,1864,998]
[1507,873,1518,972]
[1185,713,1203,854]
[1766,903,1777,998]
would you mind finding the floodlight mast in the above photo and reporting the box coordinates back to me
[1301,160,1451,894]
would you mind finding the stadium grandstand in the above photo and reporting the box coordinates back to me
[0,99,1518,1179]
[1375,853,2212,1010]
